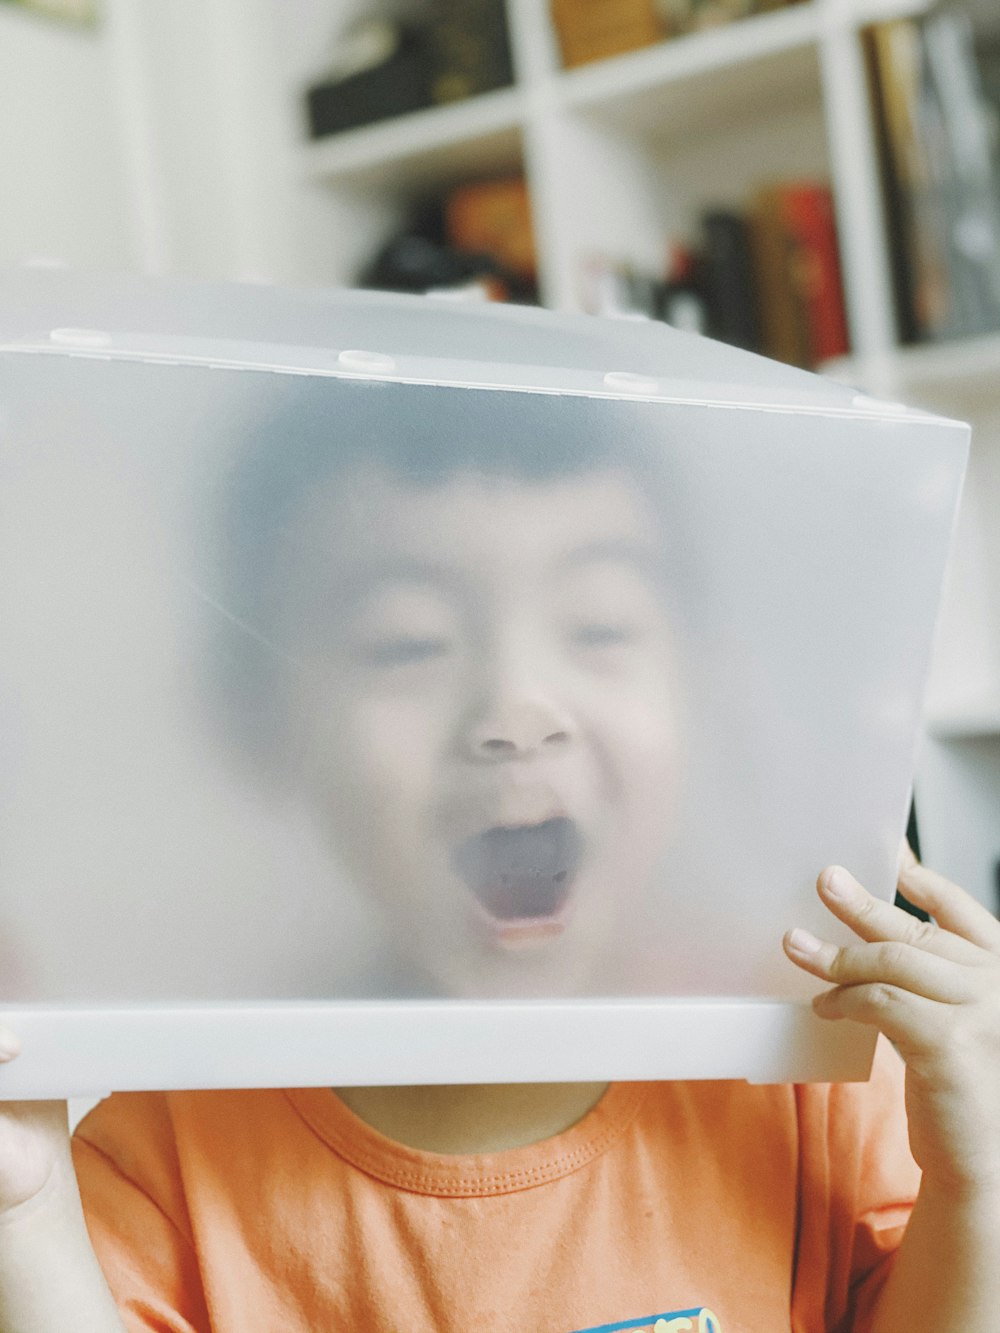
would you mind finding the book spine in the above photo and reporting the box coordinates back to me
[777,184,850,364]
[863,23,923,343]
[700,210,763,351]
[749,187,812,368]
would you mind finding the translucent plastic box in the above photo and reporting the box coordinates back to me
[0,270,968,1096]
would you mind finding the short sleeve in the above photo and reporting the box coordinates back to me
[792,1036,920,1333]
[72,1094,211,1333]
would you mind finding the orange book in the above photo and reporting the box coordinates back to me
[550,0,663,68]
[778,183,850,364]
[445,176,537,283]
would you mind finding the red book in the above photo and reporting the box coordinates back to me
[776,183,850,364]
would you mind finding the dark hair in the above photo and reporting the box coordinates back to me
[204,375,683,766]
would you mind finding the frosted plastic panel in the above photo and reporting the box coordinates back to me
[0,276,968,1095]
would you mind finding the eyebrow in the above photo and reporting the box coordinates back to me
[334,558,464,604]
[324,541,665,611]
[558,539,662,573]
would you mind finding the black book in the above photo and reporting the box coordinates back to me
[306,24,433,139]
[700,210,763,352]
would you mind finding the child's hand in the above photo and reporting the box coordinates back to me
[0,1030,72,1217]
[783,850,1000,1195]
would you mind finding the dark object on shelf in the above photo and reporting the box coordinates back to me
[306,23,433,139]
[865,14,1000,344]
[359,204,531,301]
[425,0,514,103]
[977,30,1000,117]
[700,210,763,352]
[550,0,664,69]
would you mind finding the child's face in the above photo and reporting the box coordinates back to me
[275,461,679,997]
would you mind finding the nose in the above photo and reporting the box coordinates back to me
[466,698,573,761]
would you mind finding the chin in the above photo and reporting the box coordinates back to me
[428,936,608,1001]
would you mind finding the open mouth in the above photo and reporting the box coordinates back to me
[451,817,584,942]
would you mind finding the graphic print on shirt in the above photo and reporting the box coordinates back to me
[570,1307,722,1333]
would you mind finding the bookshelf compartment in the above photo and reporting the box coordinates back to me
[301,87,526,194]
[558,7,821,142]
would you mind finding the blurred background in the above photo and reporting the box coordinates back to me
[0,0,998,909]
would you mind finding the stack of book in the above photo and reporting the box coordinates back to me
[865,13,1000,344]
[581,181,850,370]
[549,0,800,69]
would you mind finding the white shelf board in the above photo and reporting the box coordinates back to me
[824,332,1000,406]
[554,4,822,140]
[300,86,526,194]
[836,0,934,24]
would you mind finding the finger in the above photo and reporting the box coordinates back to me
[897,860,1000,955]
[811,980,950,1051]
[783,929,977,1004]
[899,836,919,873]
[0,1028,20,1062]
[817,866,984,965]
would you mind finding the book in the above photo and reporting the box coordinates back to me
[700,210,763,352]
[865,15,1000,343]
[748,183,849,368]
[748,188,813,367]
[444,177,537,289]
[550,0,664,69]
[305,22,433,138]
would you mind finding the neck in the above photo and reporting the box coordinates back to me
[332,1081,609,1154]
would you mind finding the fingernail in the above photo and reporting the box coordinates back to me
[788,927,822,955]
[0,1031,20,1061]
[823,867,852,900]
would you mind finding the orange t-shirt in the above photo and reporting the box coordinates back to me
[73,1038,918,1333]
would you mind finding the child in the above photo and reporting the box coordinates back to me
[0,378,998,1333]
[209,380,683,1001]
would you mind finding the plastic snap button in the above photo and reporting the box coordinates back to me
[49,327,113,349]
[337,349,396,373]
[603,370,659,394]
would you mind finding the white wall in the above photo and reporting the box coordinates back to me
[0,0,351,284]
[0,5,133,268]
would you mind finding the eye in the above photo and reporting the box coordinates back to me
[360,636,451,668]
[571,622,635,648]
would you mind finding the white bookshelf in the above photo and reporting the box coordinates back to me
[283,0,1000,911]
[92,0,1000,912]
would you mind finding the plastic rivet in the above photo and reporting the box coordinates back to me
[603,370,659,394]
[49,327,113,349]
[337,349,396,373]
